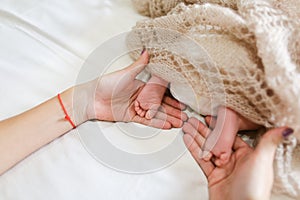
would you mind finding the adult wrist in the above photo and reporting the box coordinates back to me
[72,79,98,125]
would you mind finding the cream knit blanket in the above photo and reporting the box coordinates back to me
[127,0,300,198]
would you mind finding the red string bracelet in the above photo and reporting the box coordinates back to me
[57,93,76,129]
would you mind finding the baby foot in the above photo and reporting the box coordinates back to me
[135,75,168,119]
[203,107,240,166]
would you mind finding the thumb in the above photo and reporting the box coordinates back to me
[255,127,294,161]
[124,49,149,79]
[244,128,293,200]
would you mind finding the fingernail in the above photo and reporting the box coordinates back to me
[140,48,146,55]
[282,128,294,138]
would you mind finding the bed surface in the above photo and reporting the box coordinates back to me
[0,0,209,199]
[0,0,290,199]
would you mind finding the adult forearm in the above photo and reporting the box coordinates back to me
[0,82,92,175]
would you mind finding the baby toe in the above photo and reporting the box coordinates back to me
[145,110,156,119]
[140,110,146,117]
[201,151,213,161]
[215,152,231,166]
[136,108,143,116]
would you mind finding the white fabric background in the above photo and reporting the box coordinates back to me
[0,0,209,199]
[0,0,290,199]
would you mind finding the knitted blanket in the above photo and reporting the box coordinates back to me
[126,0,300,198]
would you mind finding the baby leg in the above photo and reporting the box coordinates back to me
[203,107,240,166]
[135,75,169,119]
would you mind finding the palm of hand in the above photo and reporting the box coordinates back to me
[89,54,186,129]
[207,142,253,199]
[91,68,145,123]
[183,117,279,200]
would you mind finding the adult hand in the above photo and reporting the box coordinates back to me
[0,50,187,175]
[183,117,293,200]
[81,51,187,129]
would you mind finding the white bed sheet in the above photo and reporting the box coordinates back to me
[0,0,209,199]
[0,0,291,199]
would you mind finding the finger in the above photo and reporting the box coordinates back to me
[250,127,293,196]
[162,96,186,110]
[182,122,206,147]
[125,50,149,79]
[155,110,184,128]
[205,115,217,129]
[160,102,188,122]
[183,119,213,159]
[148,118,172,130]
[188,117,211,138]
[145,104,160,119]
[255,127,293,161]
[133,116,172,129]
[183,134,214,177]
[146,110,156,119]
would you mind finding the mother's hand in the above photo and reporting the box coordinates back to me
[182,117,293,200]
[84,51,187,129]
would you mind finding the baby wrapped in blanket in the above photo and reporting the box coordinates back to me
[126,0,300,198]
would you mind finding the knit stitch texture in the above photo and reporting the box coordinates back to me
[127,0,300,197]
